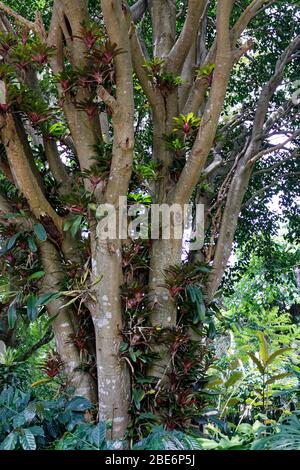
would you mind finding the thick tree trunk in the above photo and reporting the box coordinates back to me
[149,238,182,378]
[39,241,97,402]
[90,236,130,440]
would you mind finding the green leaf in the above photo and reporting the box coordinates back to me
[33,223,47,242]
[0,432,18,450]
[36,292,60,306]
[71,215,83,238]
[2,212,22,219]
[224,371,243,389]
[186,285,206,323]
[132,388,145,410]
[7,233,20,250]
[195,265,211,274]
[27,236,38,253]
[28,271,45,281]
[28,426,44,437]
[19,429,36,450]
[49,121,66,138]
[66,397,92,412]
[129,348,137,363]
[27,294,38,322]
[197,438,219,450]
[247,352,265,374]
[265,372,293,386]
[227,397,241,406]
[91,422,106,448]
[63,220,72,231]
[266,348,292,366]
[8,302,17,329]
[257,331,269,365]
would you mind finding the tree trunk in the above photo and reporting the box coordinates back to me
[39,241,97,402]
[90,236,130,440]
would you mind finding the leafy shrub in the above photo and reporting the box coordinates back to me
[251,414,300,450]
[133,426,202,450]
[0,386,92,450]
[55,422,121,450]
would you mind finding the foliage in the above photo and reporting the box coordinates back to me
[251,414,300,450]
[55,422,122,450]
[0,0,299,451]
[133,425,202,450]
[0,386,93,450]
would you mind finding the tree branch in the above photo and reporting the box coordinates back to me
[251,34,300,140]
[247,130,300,166]
[47,1,103,176]
[101,0,135,202]
[0,1,36,31]
[43,138,72,195]
[0,110,63,232]
[202,154,223,177]
[166,0,207,74]
[97,86,118,112]
[172,0,235,203]
[124,6,165,117]
[206,33,300,300]
[130,0,148,23]
[231,0,276,45]
[149,0,176,58]
[184,0,274,115]
[0,2,46,38]
[253,149,299,176]
[17,328,54,362]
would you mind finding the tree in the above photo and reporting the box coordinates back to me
[0,0,299,440]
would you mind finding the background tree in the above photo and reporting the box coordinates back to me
[0,0,299,440]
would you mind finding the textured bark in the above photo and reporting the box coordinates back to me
[173,1,235,204]
[48,0,103,175]
[0,0,297,442]
[91,236,130,440]
[0,112,63,231]
[39,241,97,402]
[87,0,135,439]
[149,238,182,327]
[149,0,176,58]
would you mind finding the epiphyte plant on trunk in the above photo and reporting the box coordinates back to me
[0,0,299,441]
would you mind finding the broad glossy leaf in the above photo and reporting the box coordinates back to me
[27,271,45,281]
[19,428,36,450]
[33,223,47,242]
[65,396,92,412]
[36,292,60,306]
[91,422,106,448]
[8,302,17,329]
[27,236,37,253]
[0,432,18,450]
[7,233,20,251]
[27,294,38,322]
